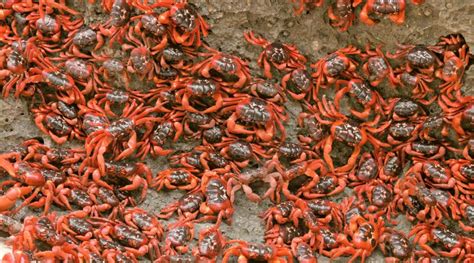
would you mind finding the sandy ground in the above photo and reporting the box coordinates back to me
[0,0,473,261]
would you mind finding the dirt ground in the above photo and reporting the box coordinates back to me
[0,0,473,261]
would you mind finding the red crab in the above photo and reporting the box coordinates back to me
[244,31,307,79]
[19,66,85,105]
[92,88,145,117]
[458,202,474,232]
[261,201,300,230]
[281,68,314,101]
[83,101,160,175]
[243,78,286,104]
[226,166,282,203]
[95,218,161,260]
[222,241,294,263]
[347,152,379,187]
[387,44,442,75]
[379,229,414,262]
[56,212,95,242]
[276,160,329,201]
[291,0,324,15]
[354,180,397,222]
[291,238,317,263]
[11,213,76,261]
[312,97,390,172]
[361,44,396,86]
[128,11,168,51]
[122,43,158,81]
[264,222,305,246]
[384,98,427,121]
[359,0,422,25]
[0,155,70,214]
[192,226,226,262]
[407,158,456,189]
[377,151,402,183]
[136,121,183,159]
[393,67,434,100]
[294,198,344,229]
[91,54,130,89]
[447,159,474,199]
[409,223,474,260]
[311,45,360,96]
[163,219,194,255]
[81,161,152,203]
[32,100,83,144]
[328,0,362,31]
[192,47,251,89]
[158,191,205,220]
[436,48,470,97]
[337,215,385,263]
[152,0,209,47]
[297,173,347,199]
[123,208,164,240]
[221,94,287,142]
[174,77,224,114]
[393,175,443,225]
[195,171,234,226]
[98,0,132,46]
[334,78,386,120]
[63,27,105,59]
[151,168,200,191]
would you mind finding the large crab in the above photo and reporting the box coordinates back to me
[244,31,307,79]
